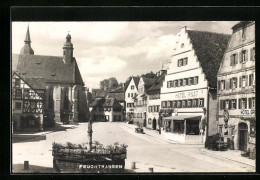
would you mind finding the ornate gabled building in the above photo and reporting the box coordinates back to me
[160,27,230,144]
[12,26,89,130]
[217,21,255,153]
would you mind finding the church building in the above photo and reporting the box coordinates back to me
[12,25,89,131]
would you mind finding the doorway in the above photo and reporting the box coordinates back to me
[239,123,248,151]
[152,118,157,130]
[105,115,109,122]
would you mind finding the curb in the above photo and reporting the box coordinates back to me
[12,125,78,142]
[198,148,255,168]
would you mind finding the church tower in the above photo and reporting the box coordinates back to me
[20,25,34,55]
[63,32,74,64]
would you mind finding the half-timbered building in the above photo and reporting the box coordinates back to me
[12,72,44,131]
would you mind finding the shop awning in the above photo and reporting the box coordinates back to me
[163,115,201,121]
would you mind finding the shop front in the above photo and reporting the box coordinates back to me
[162,115,205,144]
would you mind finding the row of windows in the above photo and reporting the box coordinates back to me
[127,103,134,108]
[134,100,147,107]
[219,97,255,110]
[128,93,137,98]
[133,113,143,118]
[93,107,121,111]
[230,47,255,66]
[161,98,204,108]
[148,105,160,113]
[167,76,199,88]
[149,93,160,100]
[12,88,43,100]
[177,57,188,67]
[218,73,255,90]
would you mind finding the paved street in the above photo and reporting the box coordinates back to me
[12,122,255,173]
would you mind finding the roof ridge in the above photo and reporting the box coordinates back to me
[187,29,231,36]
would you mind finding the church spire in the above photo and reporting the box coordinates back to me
[63,31,74,64]
[20,24,34,55]
[24,24,31,44]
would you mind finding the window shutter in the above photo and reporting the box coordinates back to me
[223,80,226,89]
[235,53,238,64]
[235,78,238,88]
[220,100,222,109]
[249,74,252,86]
[229,100,232,110]
[245,50,248,61]
[202,98,204,107]
[226,80,229,90]
[245,99,247,109]
[250,48,253,61]
[239,51,242,63]
[245,75,248,86]
[239,99,241,109]
[230,54,233,66]
[249,98,252,109]
[239,77,242,87]
[230,79,232,89]
[252,48,255,61]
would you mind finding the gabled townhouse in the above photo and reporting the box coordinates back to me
[89,96,124,122]
[124,76,140,121]
[146,70,167,130]
[133,77,156,127]
[217,21,255,153]
[160,27,230,144]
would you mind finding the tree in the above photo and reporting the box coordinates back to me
[108,77,119,90]
[99,77,119,91]
[142,71,157,79]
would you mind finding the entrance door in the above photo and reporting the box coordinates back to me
[152,118,157,130]
[105,115,109,122]
[239,123,248,151]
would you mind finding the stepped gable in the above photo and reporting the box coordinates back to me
[187,30,231,88]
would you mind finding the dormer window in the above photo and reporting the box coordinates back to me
[131,85,134,90]
[181,43,184,48]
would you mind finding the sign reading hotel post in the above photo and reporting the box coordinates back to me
[174,89,206,100]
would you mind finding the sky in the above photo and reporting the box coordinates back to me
[12,21,239,90]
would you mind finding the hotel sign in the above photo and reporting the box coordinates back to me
[174,89,205,100]
[241,109,255,115]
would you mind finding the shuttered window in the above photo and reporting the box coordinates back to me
[232,99,237,109]
[199,98,204,107]
[250,47,255,61]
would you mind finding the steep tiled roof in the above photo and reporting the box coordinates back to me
[13,54,84,88]
[107,87,125,101]
[146,72,166,93]
[142,77,157,91]
[12,54,19,71]
[125,76,140,91]
[92,89,108,98]
[232,21,254,31]
[187,30,231,88]
[89,97,122,107]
